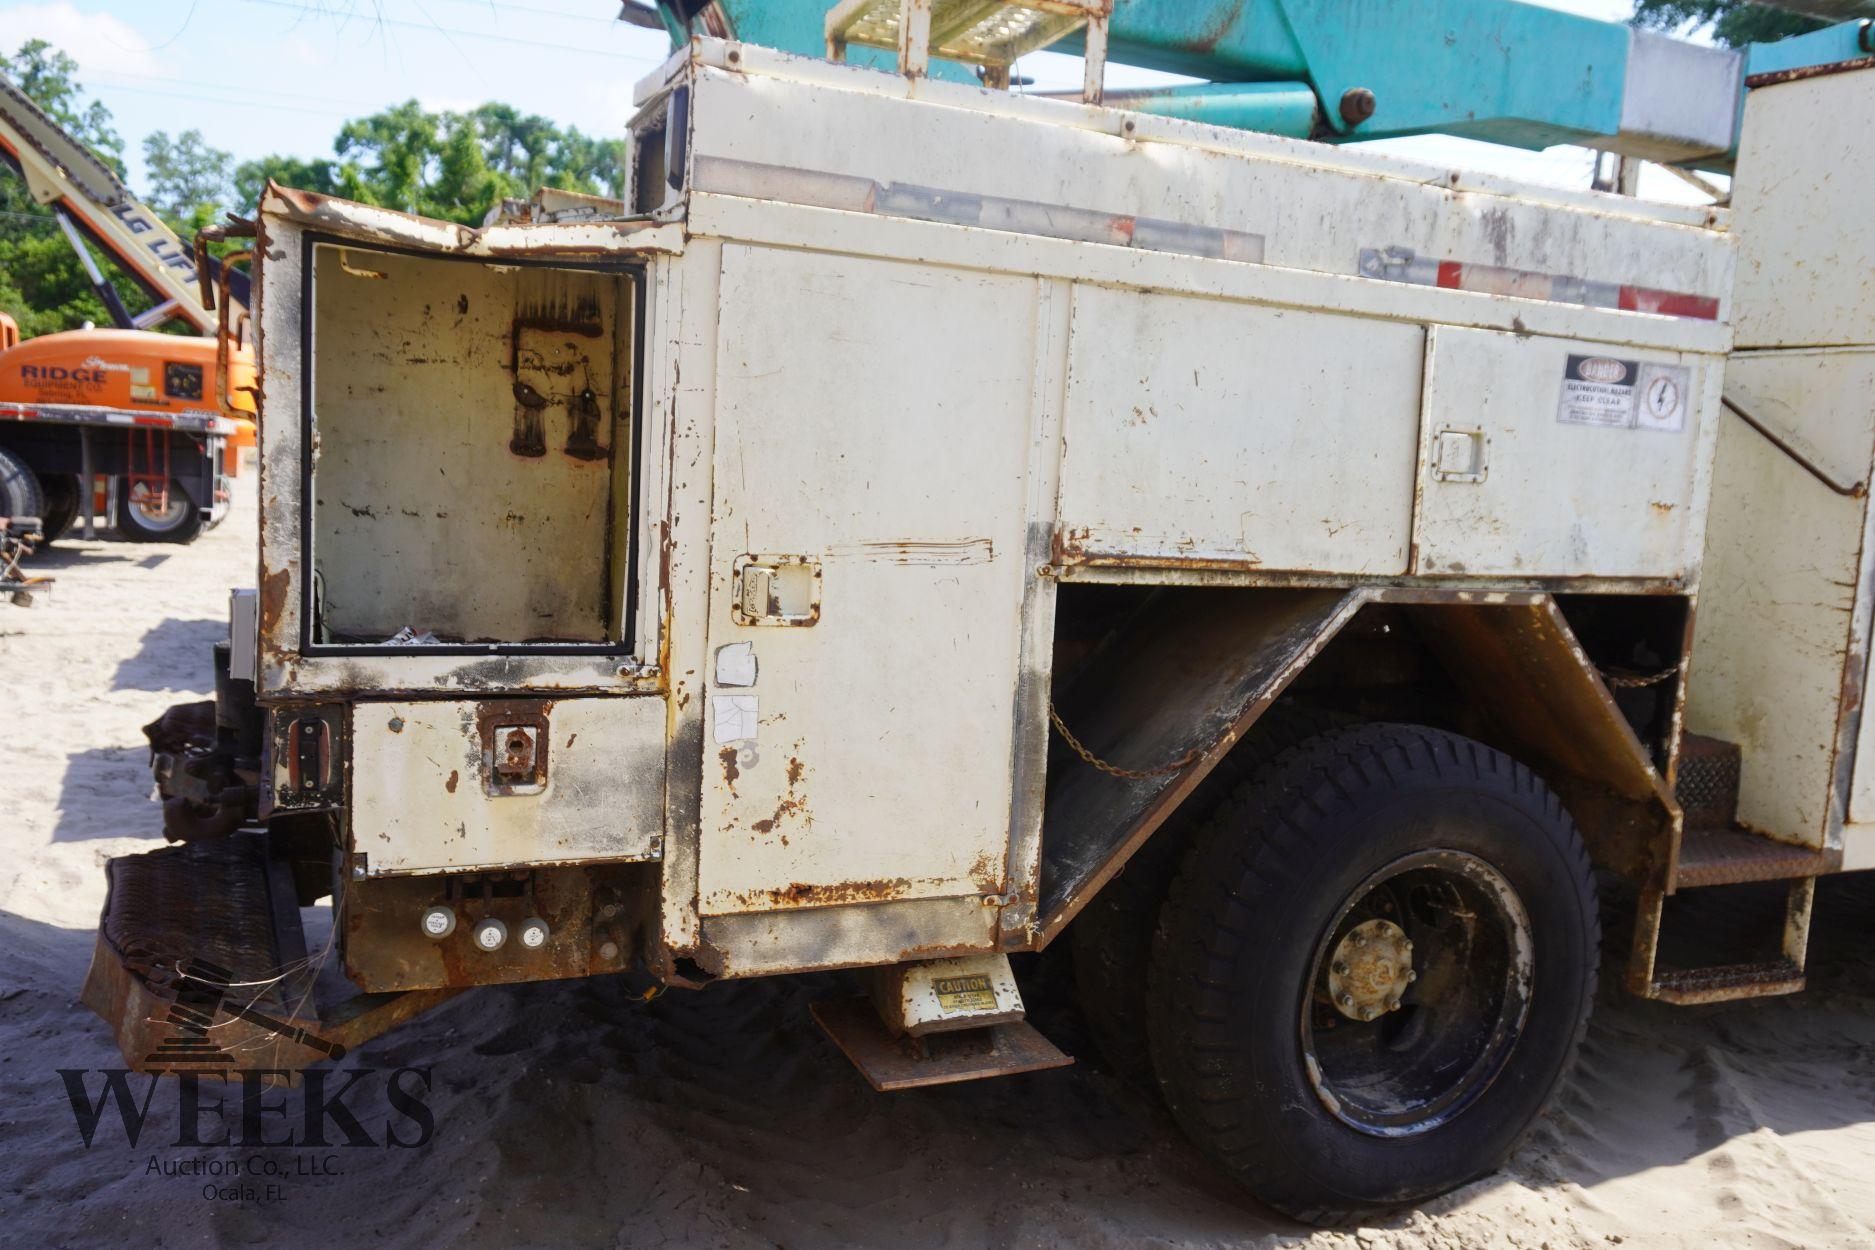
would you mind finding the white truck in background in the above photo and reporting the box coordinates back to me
[78,3,1875,1223]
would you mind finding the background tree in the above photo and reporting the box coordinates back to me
[327,99,625,224]
[231,154,343,218]
[142,128,236,229]
[1631,0,1825,46]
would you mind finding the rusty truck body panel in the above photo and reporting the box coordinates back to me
[216,38,1737,991]
[74,7,1875,1224]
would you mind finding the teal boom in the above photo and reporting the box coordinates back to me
[1092,83,1322,139]
[1077,0,1631,148]
[658,2,1871,163]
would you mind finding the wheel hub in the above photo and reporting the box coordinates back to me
[1325,917,1415,1021]
[1301,850,1534,1138]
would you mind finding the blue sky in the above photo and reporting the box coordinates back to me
[0,0,1704,204]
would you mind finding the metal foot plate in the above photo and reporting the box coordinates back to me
[811,997,1072,1091]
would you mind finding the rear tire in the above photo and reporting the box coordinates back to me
[37,474,79,544]
[0,446,45,520]
[1147,723,1598,1223]
[116,477,202,543]
[1072,704,1349,1087]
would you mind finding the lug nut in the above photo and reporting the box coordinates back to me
[420,906,456,940]
[518,918,551,950]
[1362,1004,1381,1021]
[1332,961,1351,976]
[1338,992,1355,1009]
[1351,932,1367,948]
[1386,997,1401,1012]
[1406,969,1418,983]
[472,918,508,951]
[1402,939,1413,953]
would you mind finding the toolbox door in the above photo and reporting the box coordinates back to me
[696,245,1037,917]
[1413,325,1719,579]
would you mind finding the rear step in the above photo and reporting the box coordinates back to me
[1676,826,1828,887]
[1649,958,1807,1005]
[812,954,1071,1090]
[1628,734,1820,1004]
[82,833,455,1079]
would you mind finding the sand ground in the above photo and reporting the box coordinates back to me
[4,476,1875,1249]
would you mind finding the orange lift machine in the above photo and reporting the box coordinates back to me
[0,72,254,543]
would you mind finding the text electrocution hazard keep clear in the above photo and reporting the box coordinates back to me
[1558,355,1690,433]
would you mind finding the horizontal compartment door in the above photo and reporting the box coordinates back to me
[1413,325,1716,579]
[350,697,665,874]
[1057,284,1423,574]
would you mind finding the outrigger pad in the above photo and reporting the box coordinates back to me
[81,833,453,1080]
[810,998,1072,1092]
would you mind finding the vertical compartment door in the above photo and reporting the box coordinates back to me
[697,245,1039,916]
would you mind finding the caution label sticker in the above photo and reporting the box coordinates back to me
[933,973,997,1014]
[1558,355,1689,433]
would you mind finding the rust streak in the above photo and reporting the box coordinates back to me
[748,878,914,909]
[257,565,291,638]
[750,795,806,840]
[1745,55,1875,89]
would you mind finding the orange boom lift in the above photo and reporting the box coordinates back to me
[0,71,255,544]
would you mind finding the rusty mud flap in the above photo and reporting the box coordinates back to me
[82,833,457,1080]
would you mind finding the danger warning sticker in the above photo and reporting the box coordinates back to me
[1558,355,1690,433]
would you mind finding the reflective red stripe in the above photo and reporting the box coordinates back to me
[1618,285,1720,321]
[1436,260,1464,289]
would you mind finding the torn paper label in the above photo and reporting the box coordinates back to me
[714,641,757,687]
[711,695,759,744]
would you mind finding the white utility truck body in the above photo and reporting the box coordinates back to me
[249,37,1724,969]
[1687,54,1875,873]
[85,26,1875,1222]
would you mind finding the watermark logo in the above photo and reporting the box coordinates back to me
[58,1066,438,1150]
[141,958,346,1072]
[60,957,438,1204]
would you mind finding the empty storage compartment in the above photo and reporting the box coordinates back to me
[305,241,640,650]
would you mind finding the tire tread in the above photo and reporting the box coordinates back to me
[1147,722,1600,1221]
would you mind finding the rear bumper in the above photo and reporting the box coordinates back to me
[82,834,454,1078]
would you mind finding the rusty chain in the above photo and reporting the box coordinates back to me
[1599,664,1681,689]
[1048,702,1200,781]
